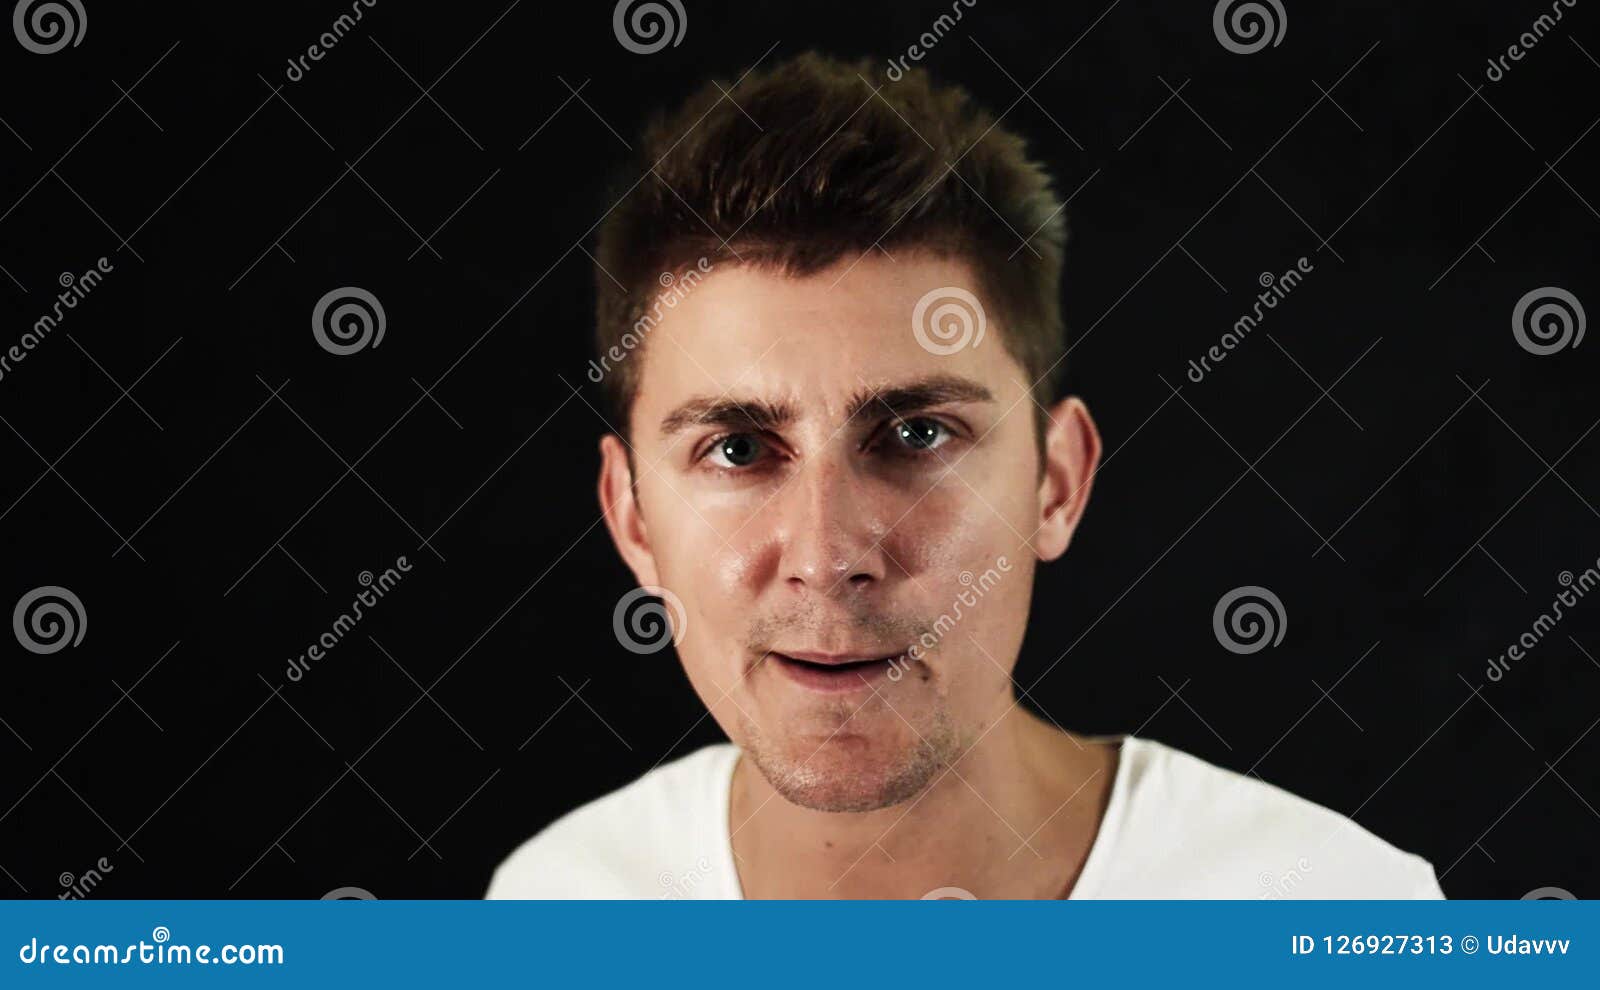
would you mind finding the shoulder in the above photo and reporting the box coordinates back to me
[1090,736,1443,899]
[485,744,740,899]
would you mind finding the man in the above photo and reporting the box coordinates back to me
[487,53,1443,899]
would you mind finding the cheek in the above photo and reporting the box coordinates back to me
[634,480,751,662]
[685,494,769,593]
[899,488,1033,678]
[664,553,753,707]
[668,514,771,652]
[883,483,1018,579]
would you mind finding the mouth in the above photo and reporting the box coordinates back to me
[768,650,906,694]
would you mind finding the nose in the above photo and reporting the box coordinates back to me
[778,454,889,594]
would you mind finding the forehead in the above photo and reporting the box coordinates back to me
[631,253,1025,424]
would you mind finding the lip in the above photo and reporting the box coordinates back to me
[768,649,904,694]
[777,650,898,666]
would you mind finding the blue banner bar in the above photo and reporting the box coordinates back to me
[3,901,1591,986]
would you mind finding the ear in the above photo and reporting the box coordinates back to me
[1031,396,1101,563]
[598,433,661,588]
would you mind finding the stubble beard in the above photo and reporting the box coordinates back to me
[736,703,961,813]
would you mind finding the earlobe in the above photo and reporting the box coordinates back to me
[598,433,660,588]
[1032,396,1101,563]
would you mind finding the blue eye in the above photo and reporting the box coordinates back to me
[706,433,765,468]
[888,417,951,452]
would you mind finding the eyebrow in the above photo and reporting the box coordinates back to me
[658,395,797,437]
[849,375,995,422]
[657,374,995,437]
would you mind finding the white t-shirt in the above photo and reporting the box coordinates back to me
[486,736,1445,899]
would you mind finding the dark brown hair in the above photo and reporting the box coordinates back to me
[592,51,1068,439]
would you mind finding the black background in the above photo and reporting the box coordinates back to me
[1,0,1596,899]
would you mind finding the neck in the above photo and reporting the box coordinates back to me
[728,703,1118,899]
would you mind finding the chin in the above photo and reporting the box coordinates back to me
[739,713,958,813]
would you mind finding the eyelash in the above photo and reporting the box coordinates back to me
[696,417,960,472]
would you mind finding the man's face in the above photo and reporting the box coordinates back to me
[600,252,1092,812]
